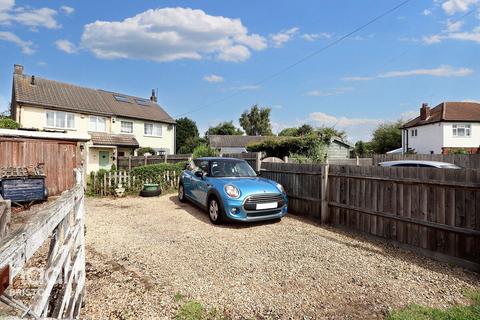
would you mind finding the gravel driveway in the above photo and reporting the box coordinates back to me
[83,195,479,319]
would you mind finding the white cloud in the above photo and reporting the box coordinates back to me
[81,7,267,63]
[270,27,299,47]
[422,34,443,44]
[342,76,374,81]
[309,112,382,127]
[344,65,473,81]
[442,0,478,15]
[60,6,74,15]
[423,9,433,15]
[228,84,260,91]
[301,32,332,42]
[401,110,419,121]
[379,65,473,78]
[445,19,464,32]
[424,26,480,44]
[55,39,77,53]
[307,112,384,141]
[306,87,353,97]
[0,31,34,54]
[203,74,224,83]
[0,1,59,29]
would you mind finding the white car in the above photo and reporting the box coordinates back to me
[378,160,461,169]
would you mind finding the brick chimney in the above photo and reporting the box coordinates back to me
[420,103,430,120]
[150,89,157,103]
[14,64,24,75]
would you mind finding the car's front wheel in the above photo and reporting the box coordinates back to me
[178,183,186,203]
[208,197,224,225]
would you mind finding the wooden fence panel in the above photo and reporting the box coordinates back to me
[222,152,262,171]
[117,154,191,170]
[260,162,325,220]
[373,154,480,169]
[328,165,480,270]
[0,138,79,196]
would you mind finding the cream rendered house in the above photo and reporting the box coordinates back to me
[10,65,176,173]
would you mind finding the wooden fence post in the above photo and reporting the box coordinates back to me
[256,152,262,172]
[128,156,132,171]
[0,200,11,240]
[164,153,168,163]
[320,164,329,224]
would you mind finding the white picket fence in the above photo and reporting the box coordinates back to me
[90,170,179,196]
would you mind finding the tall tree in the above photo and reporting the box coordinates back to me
[205,121,244,136]
[278,124,314,137]
[370,120,403,154]
[316,126,347,143]
[175,117,200,153]
[239,104,273,136]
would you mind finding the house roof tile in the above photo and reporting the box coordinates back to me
[402,102,480,128]
[90,132,139,147]
[13,73,176,124]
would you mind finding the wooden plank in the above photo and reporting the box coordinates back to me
[0,200,11,240]
[0,184,83,282]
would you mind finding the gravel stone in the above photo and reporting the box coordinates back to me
[83,195,480,319]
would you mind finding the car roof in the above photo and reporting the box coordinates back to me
[196,157,246,162]
[379,160,459,167]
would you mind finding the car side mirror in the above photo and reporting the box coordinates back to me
[194,171,204,178]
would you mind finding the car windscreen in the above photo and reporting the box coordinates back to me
[210,160,257,177]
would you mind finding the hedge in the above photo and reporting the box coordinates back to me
[247,134,326,160]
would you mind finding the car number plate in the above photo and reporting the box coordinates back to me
[256,202,277,210]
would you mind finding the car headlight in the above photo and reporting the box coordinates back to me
[277,183,285,194]
[224,185,240,198]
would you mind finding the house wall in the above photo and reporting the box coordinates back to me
[16,105,175,153]
[111,117,175,154]
[403,123,444,154]
[86,145,115,173]
[403,122,480,154]
[442,122,480,149]
[17,105,112,134]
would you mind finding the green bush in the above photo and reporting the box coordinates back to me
[137,147,156,156]
[0,118,19,129]
[247,134,326,161]
[450,148,469,155]
[131,162,186,190]
[192,144,218,159]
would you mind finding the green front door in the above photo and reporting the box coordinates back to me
[99,151,110,169]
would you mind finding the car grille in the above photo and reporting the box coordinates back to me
[243,193,285,212]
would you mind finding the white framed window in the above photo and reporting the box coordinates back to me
[45,111,75,129]
[89,116,107,132]
[121,121,133,133]
[410,129,418,137]
[452,124,471,137]
[144,122,162,137]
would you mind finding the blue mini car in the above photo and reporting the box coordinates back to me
[178,157,288,224]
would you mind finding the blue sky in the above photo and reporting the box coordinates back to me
[1,0,479,141]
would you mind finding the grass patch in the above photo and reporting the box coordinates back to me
[175,300,227,320]
[387,290,480,320]
[174,292,185,302]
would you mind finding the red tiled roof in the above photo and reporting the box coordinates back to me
[402,102,480,128]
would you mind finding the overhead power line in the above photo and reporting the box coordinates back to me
[169,0,413,120]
